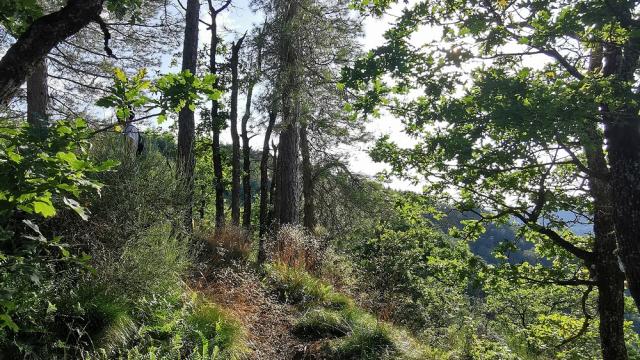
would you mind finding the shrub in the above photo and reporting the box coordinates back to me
[195,225,252,263]
[352,223,475,333]
[268,225,323,273]
[0,120,115,356]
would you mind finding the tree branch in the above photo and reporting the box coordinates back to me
[93,15,117,59]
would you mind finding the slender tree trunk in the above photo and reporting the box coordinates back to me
[212,129,225,228]
[0,0,103,104]
[275,0,301,226]
[26,59,48,127]
[229,36,245,226]
[176,0,200,234]
[269,142,278,228]
[300,122,315,230]
[207,0,231,230]
[258,109,277,263]
[241,84,254,230]
[581,49,628,360]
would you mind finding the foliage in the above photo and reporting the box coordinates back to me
[0,119,114,335]
[96,68,221,125]
[0,0,146,35]
[186,296,249,360]
[349,196,479,333]
[343,0,640,357]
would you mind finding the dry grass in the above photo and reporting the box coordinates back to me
[196,225,252,263]
[269,225,323,273]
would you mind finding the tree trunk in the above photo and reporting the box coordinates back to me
[0,0,103,104]
[212,128,225,228]
[578,49,629,360]
[300,122,315,230]
[582,128,629,360]
[599,39,640,312]
[176,0,200,234]
[241,83,254,230]
[26,58,49,127]
[605,118,640,311]
[207,0,230,230]
[269,142,278,229]
[229,36,245,226]
[258,109,277,263]
[275,0,301,226]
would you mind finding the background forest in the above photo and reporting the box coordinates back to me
[2,0,640,359]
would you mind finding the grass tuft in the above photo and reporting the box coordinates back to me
[264,262,354,309]
[186,295,250,359]
[266,262,437,359]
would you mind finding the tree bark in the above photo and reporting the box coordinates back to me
[275,0,301,226]
[207,0,231,230]
[26,58,49,127]
[241,82,254,230]
[258,109,277,263]
[599,37,640,312]
[577,48,628,360]
[300,121,315,230]
[176,0,200,234]
[0,0,103,104]
[582,128,629,360]
[269,142,278,228]
[229,36,245,226]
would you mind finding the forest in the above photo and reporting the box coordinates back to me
[2,0,640,359]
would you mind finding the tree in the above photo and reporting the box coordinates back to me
[229,34,245,226]
[206,0,232,230]
[344,1,638,358]
[258,106,277,261]
[299,122,314,229]
[0,0,141,104]
[240,29,265,231]
[273,0,301,226]
[350,0,640,316]
[176,0,200,233]
[26,59,48,127]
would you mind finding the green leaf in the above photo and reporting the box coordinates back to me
[63,197,89,221]
[33,198,56,217]
[114,68,127,82]
[0,314,19,332]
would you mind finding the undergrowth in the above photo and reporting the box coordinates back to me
[264,261,441,359]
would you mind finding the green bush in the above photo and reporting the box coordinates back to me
[0,120,115,356]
